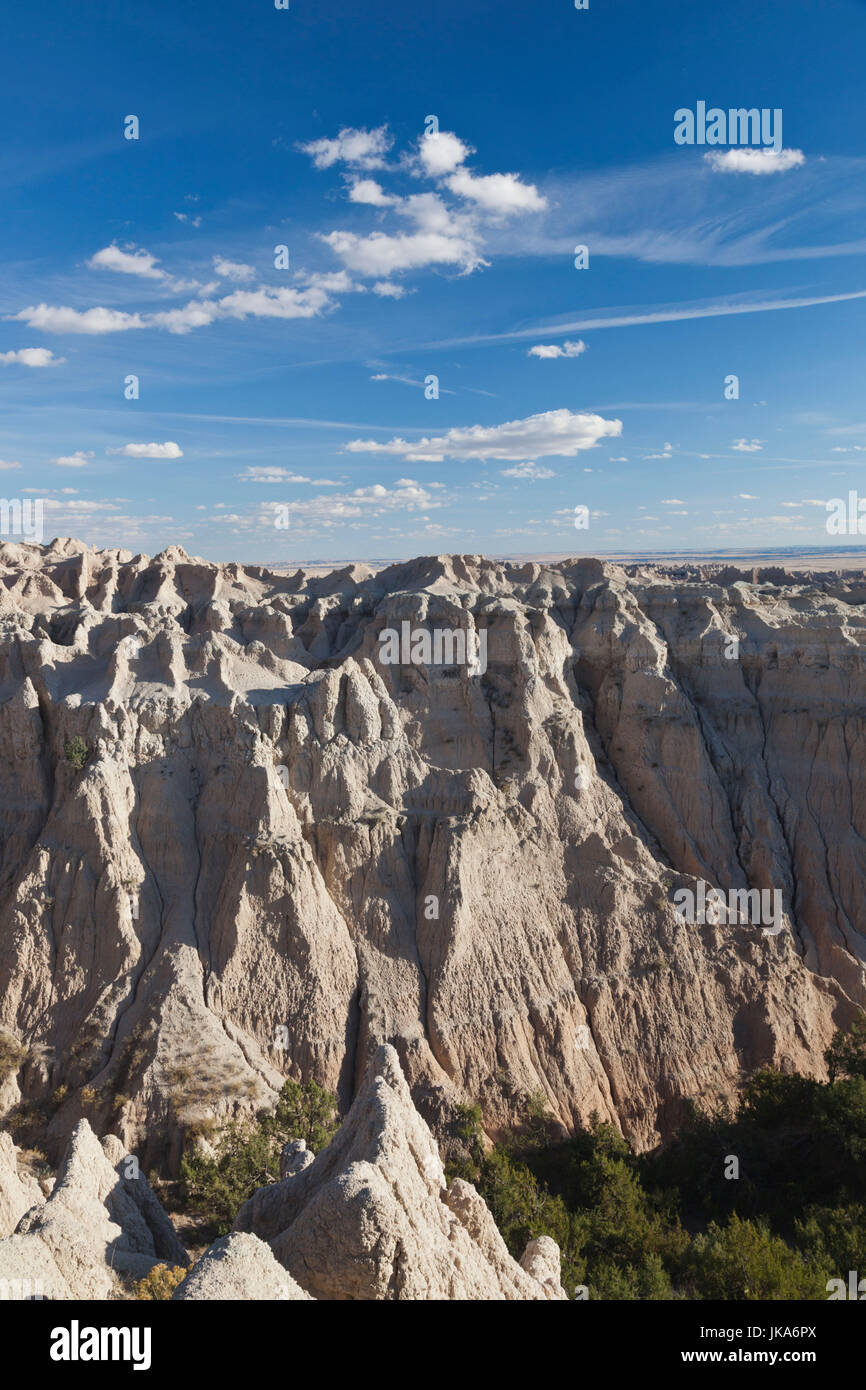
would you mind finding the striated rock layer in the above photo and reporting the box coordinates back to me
[0,539,863,1163]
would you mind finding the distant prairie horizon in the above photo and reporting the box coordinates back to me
[5,534,866,577]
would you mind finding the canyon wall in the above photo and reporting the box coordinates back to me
[0,539,863,1165]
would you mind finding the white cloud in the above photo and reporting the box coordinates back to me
[397,191,468,236]
[52,450,93,468]
[369,371,455,394]
[111,442,183,459]
[148,281,342,334]
[732,438,765,452]
[11,304,146,334]
[500,462,556,479]
[436,290,866,350]
[320,228,485,278]
[660,498,684,504]
[216,285,333,321]
[347,408,621,462]
[29,272,348,340]
[42,498,121,513]
[528,339,586,359]
[0,460,22,470]
[174,212,202,227]
[148,300,219,334]
[244,479,446,528]
[213,256,255,282]
[238,467,339,485]
[416,130,473,178]
[22,486,78,495]
[705,148,805,175]
[737,492,759,499]
[0,347,64,366]
[372,281,406,298]
[446,167,547,215]
[300,125,392,170]
[299,269,360,294]
[347,179,398,207]
[87,244,166,279]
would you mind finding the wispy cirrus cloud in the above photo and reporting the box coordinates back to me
[237,467,340,485]
[500,461,556,479]
[370,370,456,395]
[422,288,866,350]
[491,154,866,269]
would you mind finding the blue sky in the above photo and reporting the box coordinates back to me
[2,0,866,562]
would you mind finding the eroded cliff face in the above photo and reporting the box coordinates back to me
[0,538,863,1164]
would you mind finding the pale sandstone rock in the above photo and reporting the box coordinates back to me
[0,1131,42,1237]
[520,1236,567,1296]
[234,1045,567,1300]
[0,543,862,1166]
[279,1139,314,1179]
[172,1232,312,1301]
[0,1120,187,1299]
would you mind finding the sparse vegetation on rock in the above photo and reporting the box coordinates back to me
[178,1077,338,1238]
[62,736,88,770]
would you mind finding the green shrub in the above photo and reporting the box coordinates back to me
[179,1077,338,1238]
[469,1016,866,1299]
[794,1203,866,1274]
[445,1102,486,1183]
[683,1215,829,1300]
[641,1063,866,1243]
[63,736,87,770]
[271,1076,338,1152]
[826,1014,866,1083]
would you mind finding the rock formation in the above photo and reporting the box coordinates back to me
[172,1232,311,1301]
[233,1043,566,1299]
[0,539,863,1167]
[0,1131,43,1238]
[0,1118,187,1298]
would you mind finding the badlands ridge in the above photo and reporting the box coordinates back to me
[0,537,863,1294]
